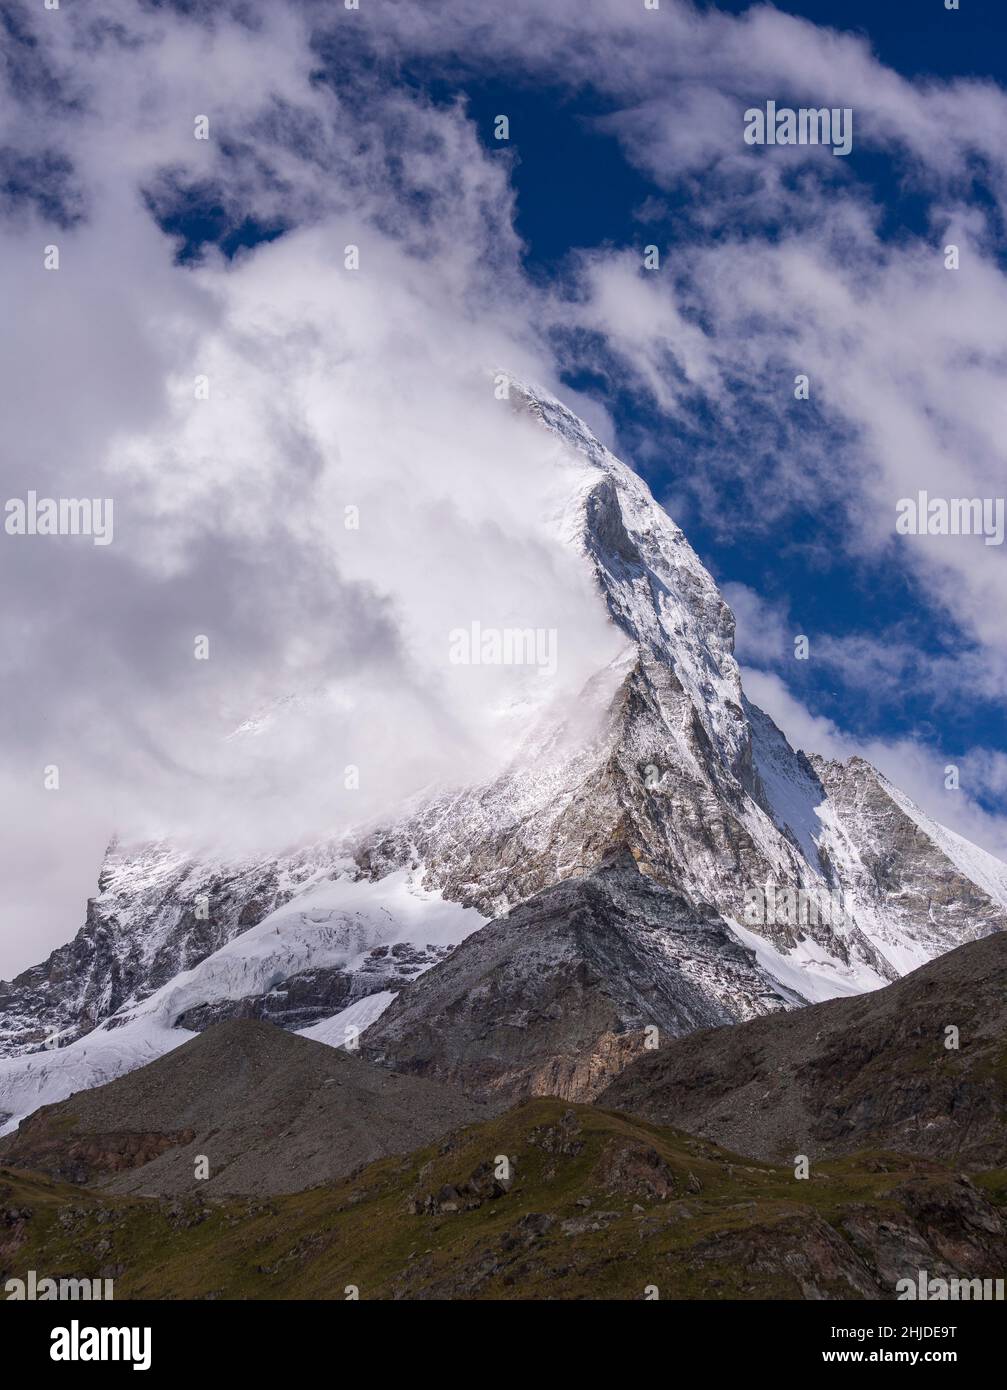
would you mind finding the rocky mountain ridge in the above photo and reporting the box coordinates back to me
[599,929,1007,1168]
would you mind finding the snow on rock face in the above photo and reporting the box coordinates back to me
[0,874,481,1133]
[0,839,319,1057]
[805,756,1007,971]
[1,379,1005,1121]
[524,384,749,777]
[296,991,398,1048]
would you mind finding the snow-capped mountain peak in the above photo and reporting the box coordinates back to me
[2,382,1004,1128]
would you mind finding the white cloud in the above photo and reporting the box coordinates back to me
[0,0,619,974]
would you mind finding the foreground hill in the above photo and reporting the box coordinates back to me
[0,1020,486,1196]
[599,931,1007,1168]
[2,1096,1005,1300]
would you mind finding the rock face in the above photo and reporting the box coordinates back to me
[0,1020,487,1196]
[171,943,453,1034]
[1,380,1005,1123]
[0,843,301,1053]
[363,854,790,1104]
[809,754,1007,965]
[597,930,1007,1169]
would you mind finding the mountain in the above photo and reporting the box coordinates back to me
[4,1094,1006,1300]
[0,1019,487,1196]
[361,853,787,1103]
[2,381,1005,1130]
[598,930,1007,1168]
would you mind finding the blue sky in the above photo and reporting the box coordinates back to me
[718,0,1007,81]
[3,0,1007,971]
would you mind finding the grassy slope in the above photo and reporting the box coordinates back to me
[5,1097,1003,1301]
